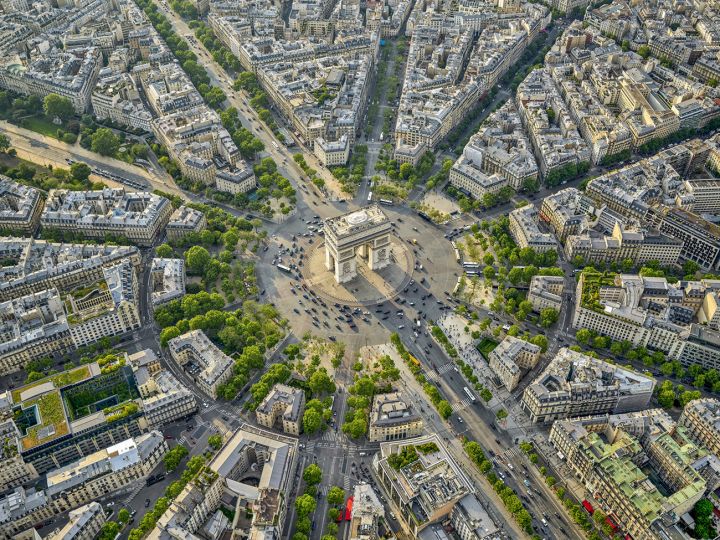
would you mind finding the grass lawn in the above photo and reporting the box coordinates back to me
[477,337,499,360]
[0,153,53,175]
[20,116,63,139]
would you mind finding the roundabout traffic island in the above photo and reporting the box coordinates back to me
[302,238,415,307]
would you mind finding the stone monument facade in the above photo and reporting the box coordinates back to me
[323,205,392,283]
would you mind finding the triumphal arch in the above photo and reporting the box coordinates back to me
[323,205,392,283]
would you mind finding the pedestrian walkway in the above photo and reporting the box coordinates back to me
[451,398,474,412]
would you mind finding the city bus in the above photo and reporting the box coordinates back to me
[462,261,480,268]
[277,264,291,273]
[463,387,476,402]
[367,191,373,202]
[345,497,354,521]
[379,199,393,206]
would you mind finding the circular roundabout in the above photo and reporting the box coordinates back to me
[301,236,416,307]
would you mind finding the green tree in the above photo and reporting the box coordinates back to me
[91,128,121,156]
[208,434,223,450]
[437,400,453,419]
[308,369,336,396]
[530,334,548,352]
[0,134,10,154]
[295,494,317,518]
[327,486,345,506]
[43,93,74,120]
[658,389,676,409]
[693,498,715,539]
[303,464,323,486]
[185,246,211,275]
[328,507,341,521]
[118,509,130,523]
[575,328,592,345]
[638,45,651,59]
[156,244,174,258]
[539,308,559,328]
[160,326,181,347]
[295,517,311,535]
[164,445,189,472]
[70,162,91,182]
[303,408,323,434]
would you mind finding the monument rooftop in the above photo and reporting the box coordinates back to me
[324,205,390,239]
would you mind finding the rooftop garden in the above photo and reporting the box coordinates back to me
[63,366,139,421]
[580,269,618,313]
[11,364,92,403]
[105,401,140,423]
[388,445,419,470]
[416,442,439,455]
[17,391,69,450]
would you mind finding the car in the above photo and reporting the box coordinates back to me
[145,499,151,508]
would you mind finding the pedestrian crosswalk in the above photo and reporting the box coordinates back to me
[343,474,352,491]
[500,447,523,460]
[320,429,340,443]
[451,398,473,412]
[122,482,144,506]
[437,362,455,375]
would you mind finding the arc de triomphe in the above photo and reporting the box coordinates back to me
[323,205,392,284]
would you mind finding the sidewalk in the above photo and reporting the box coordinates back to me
[378,342,531,539]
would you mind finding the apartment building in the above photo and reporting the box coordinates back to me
[1,433,166,537]
[450,100,537,200]
[47,502,106,540]
[565,223,683,267]
[521,347,655,423]
[91,69,153,131]
[527,275,564,312]
[138,370,197,429]
[368,392,424,442]
[516,67,590,176]
[646,206,720,271]
[0,46,102,113]
[66,259,142,348]
[0,288,74,375]
[165,205,207,242]
[315,137,351,167]
[539,188,588,243]
[488,336,541,391]
[0,420,37,493]
[349,483,384,540]
[572,271,720,369]
[550,410,716,540]
[149,425,299,540]
[374,434,475,537]
[508,205,557,253]
[0,177,44,235]
[679,398,720,457]
[167,330,234,398]
[41,189,173,247]
[0,238,140,302]
[214,162,256,195]
[6,361,152,475]
[150,258,186,306]
[255,383,305,435]
[682,179,720,214]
